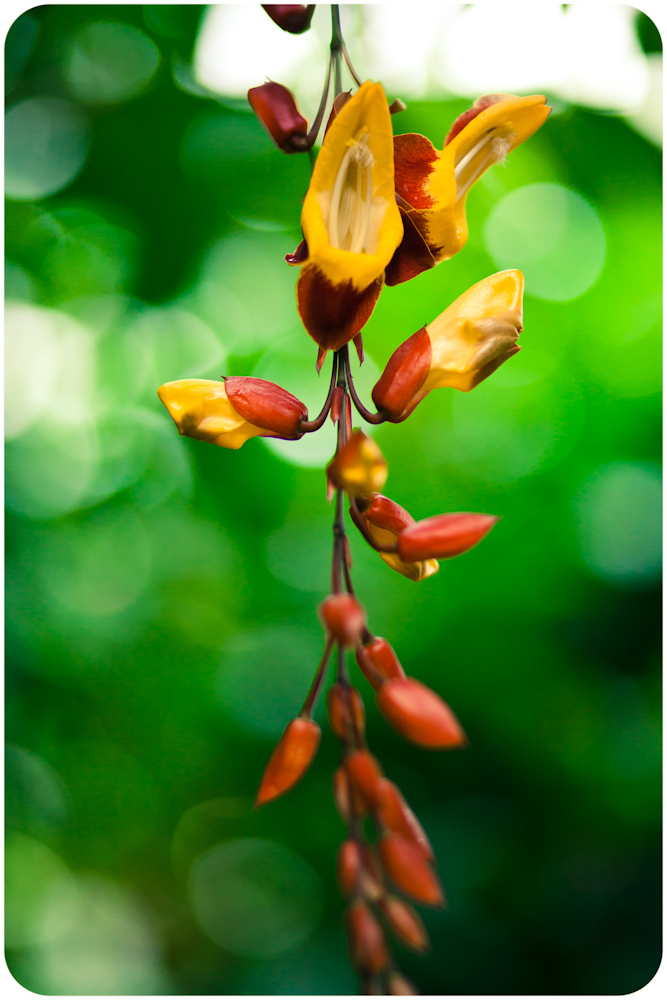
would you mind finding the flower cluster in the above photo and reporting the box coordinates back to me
[158,6,550,994]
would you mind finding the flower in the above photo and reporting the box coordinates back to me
[327,428,388,497]
[386,94,551,285]
[157,376,307,449]
[358,493,439,581]
[248,81,311,153]
[372,269,524,421]
[293,81,404,353]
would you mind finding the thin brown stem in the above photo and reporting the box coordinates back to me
[299,353,339,433]
[342,347,386,425]
[341,44,363,87]
[300,636,334,717]
[306,51,334,148]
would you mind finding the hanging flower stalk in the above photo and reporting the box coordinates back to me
[159,6,550,994]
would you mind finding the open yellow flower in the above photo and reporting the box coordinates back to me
[386,94,550,285]
[372,270,524,421]
[295,80,403,353]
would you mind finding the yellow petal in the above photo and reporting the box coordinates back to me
[157,379,274,449]
[301,80,403,291]
[367,522,439,581]
[327,429,388,497]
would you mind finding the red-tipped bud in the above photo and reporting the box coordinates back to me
[378,832,445,907]
[333,765,367,822]
[387,972,418,995]
[356,637,406,691]
[327,683,366,742]
[337,840,384,901]
[374,780,434,861]
[345,900,390,974]
[397,513,498,561]
[247,82,310,153]
[372,327,432,422]
[224,375,308,438]
[379,896,430,953]
[345,749,384,810]
[255,717,320,806]
[376,677,466,749]
[319,594,367,647]
[262,4,315,34]
[327,430,388,498]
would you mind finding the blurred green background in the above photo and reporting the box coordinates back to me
[5,4,661,995]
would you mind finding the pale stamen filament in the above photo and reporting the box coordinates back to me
[328,133,375,253]
[454,129,515,201]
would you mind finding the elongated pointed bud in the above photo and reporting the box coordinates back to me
[319,593,367,647]
[379,896,430,953]
[363,494,414,534]
[374,779,434,860]
[397,512,498,561]
[387,972,418,995]
[327,682,366,742]
[378,832,445,907]
[372,327,432,422]
[248,81,311,153]
[376,677,466,749]
[357,494,439,582]
[333,765,367,822]
[255,717,321,806]
[345,749,384,810]
[225,376,308,438]
[345,900,390,974]
[262,4,315,34]
[327,430,388,498]
[356,637,406,690]
[337,840,384,901]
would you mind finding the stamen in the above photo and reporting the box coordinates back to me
[454,132,492,179]
[328,132,376,253]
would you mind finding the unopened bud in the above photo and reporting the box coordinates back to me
[345,900,390,975]
[378,832,445,907]
[376,677,466,750]
[355,637,406,691]
[358,494,439,582]
[318,593,367,646]
[333,765,367,822]
[374,779,434,860]
[371,327,432,422]
[379,896,430,953]
[337,839,384,901]
[397,512,498,561]
[225,375,308,437]
[255,717,321,806]
[327,429,387,497]
[247,81,311,153]
[327,682,366,742]
[345,749,384,810]
[262,4,315,34]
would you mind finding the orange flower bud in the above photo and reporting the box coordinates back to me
[371,327,432,422]
[318,593,367,647]
[262,4,315,34]
[255,717,321,806]
[376,677,466,750]
[378,832,445,907]
[356,637,406,690]
[387,972,418,995]
[224,376,308,438]
[327,430,388,498]
[327,682,366,742]
[247,81,311,153]
[379,896,430,953]
[374,779,434,861]
[345,900,389,974]
[357,494,439,582]
[345,749,384,810]
[397,512,498,562]
[333,765,367,822]
[364,494,414,534]
[337,840,384,901]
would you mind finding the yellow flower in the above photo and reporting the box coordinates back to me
[158,377,307,449]
[294,80,404,353]
[372,270,524,421]
[386,94,550,285]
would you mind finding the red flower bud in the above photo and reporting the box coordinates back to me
[327,682,366,742]
[337,839,384,901]
[345,900,389,974]
[333,765,367,822]
[262,4,315,34]
[374,779,434,861]
[356,637,406,690]
[378,832,445,907]
[247,81,310,153]
[345,749,384,810]
[255,717,320,806]
[363,494,414,534]
[379,896,430,953]
[397,513,498,561]
[224,375,308,438]
[387,972,418,995]
[376,677,466,750]
[371,327,432,422]
[318,593,367,647]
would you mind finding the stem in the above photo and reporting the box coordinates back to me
[299,353,339,433]
[341,44,363,87]
[305,52,334,149]
[300,636,334,717]
[342,346,386,425]
[348,496,399,554]
[331,6,343,96]
[331,488,345,593]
